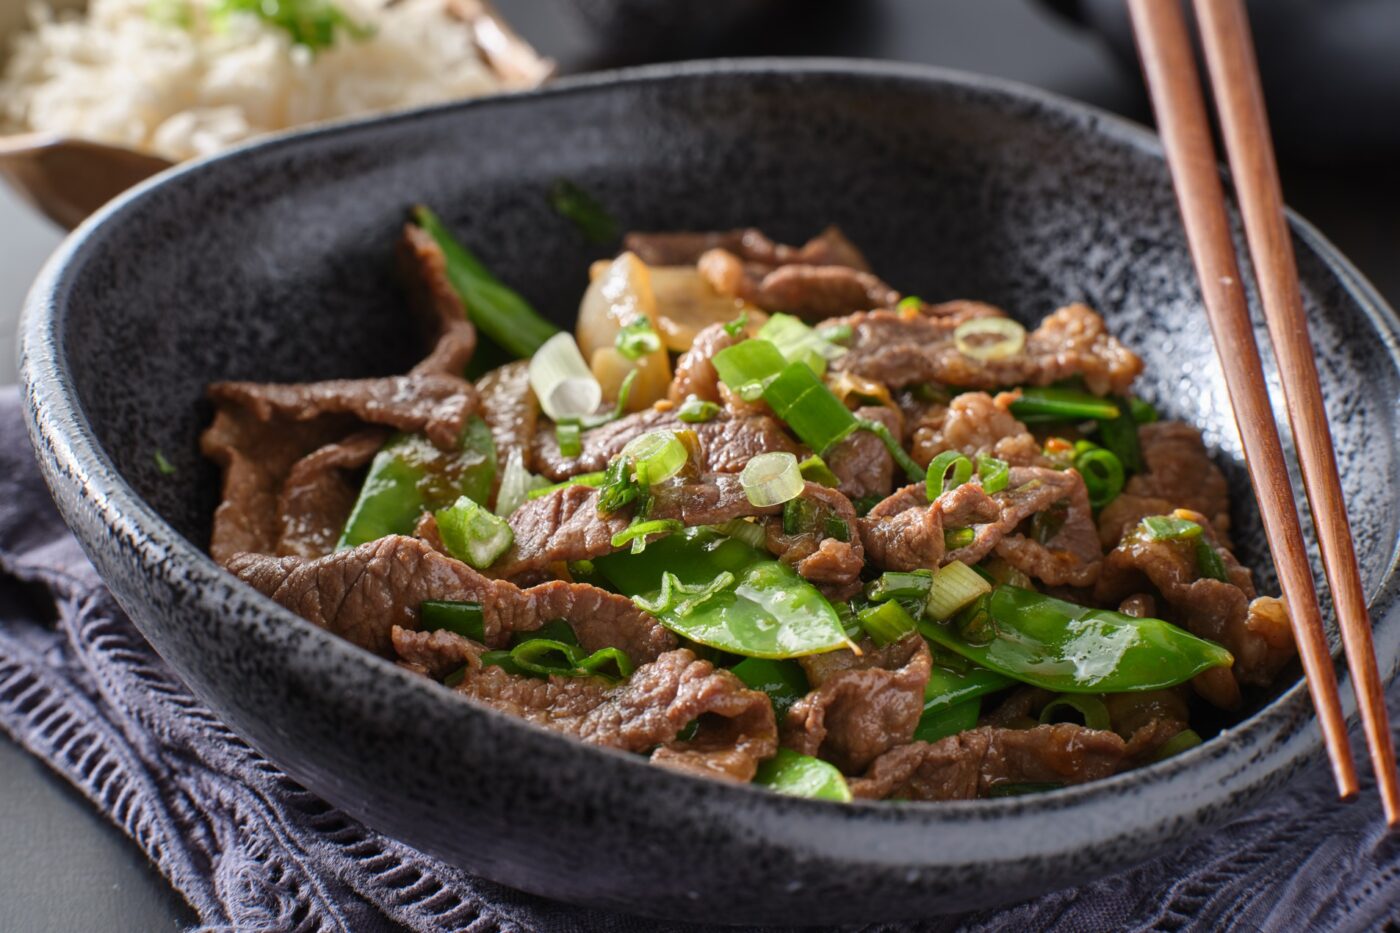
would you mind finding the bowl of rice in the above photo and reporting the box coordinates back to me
[0,0,551,227]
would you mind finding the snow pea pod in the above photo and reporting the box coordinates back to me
[919,585,1233,693]
[594,528,853,660]
[338,417,496,549]
[731,657,809,717]
[753,748,852,802]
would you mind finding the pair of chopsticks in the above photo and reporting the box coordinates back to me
[1128,0,1399,824]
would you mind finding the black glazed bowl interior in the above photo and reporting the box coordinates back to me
[20,61,1400,925]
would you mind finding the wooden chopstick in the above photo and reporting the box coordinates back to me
[1126,0,1359,801]
[1192,0,1400,825]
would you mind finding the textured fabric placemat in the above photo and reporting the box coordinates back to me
[2,383,1398,932]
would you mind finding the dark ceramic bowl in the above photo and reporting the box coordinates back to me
[19,60,1400,925]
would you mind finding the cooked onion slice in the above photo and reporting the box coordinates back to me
[953,316,1026,361]
[741,452,803,507]
[529,332,603,422]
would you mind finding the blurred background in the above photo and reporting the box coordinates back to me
[0,0,1396,928]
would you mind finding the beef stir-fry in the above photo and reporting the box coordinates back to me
[202,208,1297,802]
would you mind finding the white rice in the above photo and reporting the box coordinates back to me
[0,0,509,161]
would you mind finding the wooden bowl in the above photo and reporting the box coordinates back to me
[0,0,551,228]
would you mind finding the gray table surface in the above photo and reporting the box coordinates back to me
[1,1,1397,930]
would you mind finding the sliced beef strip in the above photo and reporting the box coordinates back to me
[397,223,478,378]
[668,322,740,405]
[785,635,932,774]
[830,303,1143,396]
[533,408,801,481]
[477,360,538,477]
[910,391,1044,468]
[274,429,386,559]
[858,482,999,572]
[848,724,1128,801]
[392,625,481,680]
[825,406,900,501]
[1094,510,1294,696]
[1097,493,1176,549]
[1124,421,1232,540]
[624,226,873,271]
[945,466,1086,567]
[227,535,675,662]
[759,484,866,593]
[700,250,901,318]
[452,647,778,782]
[991,467,1102,587]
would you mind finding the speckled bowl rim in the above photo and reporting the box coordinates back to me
[19,58,1400,874]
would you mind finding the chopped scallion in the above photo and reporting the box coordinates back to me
[1038,694,1111,731]
[757,312,847,375]
[1195,539,1231,583]
[855,417,926,482]
[1074,447,1125,508]
[529,332,603,422]
[1141,515,1204,540]
[798,454,840,487]
[1153,728,1203,761]
[1009,386,1120,422]
[611,518,684,554]
[710,518,767,549]
[676,395,721,423]
[925,560,992,621]
[620,430,688,486]
[953,316,1026,361]
[527,470,607,501]
[419,600,485,642]
[976,455,1010,494]
[615,317,661,360]
[944,527,975,549]
[866,570,934,603]
[555,421,582,458]
[741,452,804,507]
[858,599,919,646]
[926,450,974,500]
[434,495,514,569]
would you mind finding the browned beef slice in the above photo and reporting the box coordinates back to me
[992,466,1102,587]
[910,391,1044,467]
[392,625,481,680]
[1094,511,1293,691]
[760,484,866,592]
[698,248,899,318]
[784,635,932,774]
[477,360,538,476]
[398,225,478,378]
[227,535,675,661]
[1097,493,1176,549]
[275,429,386,559]
[209,372,478,451]
[858,482,999,572]
[825,406,899,501]
[945,466,1085,567]
[831,303,1143,395]
[625,226,872,271]
[533,408,800,480]
[848,724,1127,800]
[1124,422,1232,539]
[452,648,777,782]
[668,322,740,405]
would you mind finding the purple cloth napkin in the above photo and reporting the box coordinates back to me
[1,384,1398,932]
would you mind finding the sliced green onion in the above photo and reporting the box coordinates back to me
[419,600,485,642]
[816,322,853,345]
[731,657,808,717]
[977,455,1010,494]
[519,618,578,646]
[1009,387,1121,422]
[712,338,786,401]
[1153,728,1203,761]
[434,495,514,569]
[596,455,643,514]
[742,452,804,507]
[153,449,176,475]
[1074,447,1125,508]
[676,396,721,423]
[914,697,980,744]
[782,497,818,536]
[925,560,993,621]
[954,316,1026,361]
[510,638,583,675]
[527,470,607,501]
[825,515,851,542]
[852,494,883,517]
[1130,397,1159,424]
[753,748,852,803]
[576,646,634,680]
[1195,539,1231,583]
[722,311,749,338]
[1141,515,1204,540]
[548,178,617,245]
[633,569,736,616]
[529,332,603,422]
[757,312,847,375]
[1097,404,1144,474]
[867,570,934,603]
[497,449,550,515]
[611,518,684,554]
[798,455,840,487]
[711,518,767,550]
[944,527,975,549]
[855,417,926,482]
[858,599,918,646]
[555,421,582,458]
[621,430,688,486]
[615,317,661,360]
[1038,694,1111,731]
[897,296,923,313]
[764,363,860,453]
[926,450,974,500]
